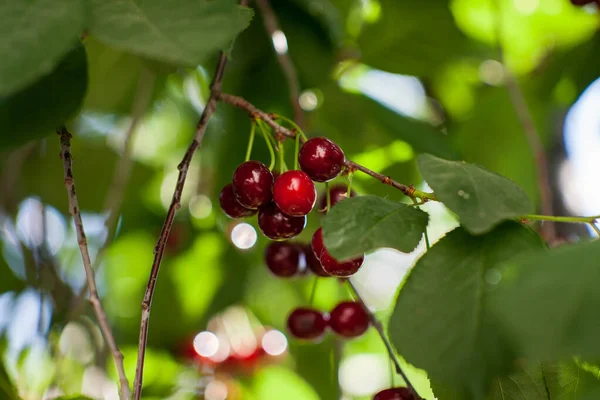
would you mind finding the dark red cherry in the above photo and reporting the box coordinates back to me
[570,0,594,5]
[320,184,356,212]
[373,387,416,400]
[286,308,328,340]
[232,161,274,209]
[298,137,345,182]
[303,244,328,277]
[320,247,364,277]
[311,228,325,261]
[265,242,300,277]
[258,202,306,240]
[273,170,317,216]
[219,184,257,218]
[329,301,370,338]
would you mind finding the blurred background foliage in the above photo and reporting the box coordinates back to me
[0,0,599,399]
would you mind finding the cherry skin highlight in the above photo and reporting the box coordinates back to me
[311,228,325,261]
[320,184,356,213]
[232,161,274,209]
[329,301,370,338]
[373,387,416,400]
[258,202,306,240]
[320,247,364,277]
[265,242,300,277]
[273,170,317,217]
[286,308,328,340]
[219,184,257,218]
[298,137,345,182]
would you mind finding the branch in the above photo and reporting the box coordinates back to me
[216,92,436,201]
[57,127,130,400]
[348,281,421,399]
[132,53,229,400]
[254,0,305,129]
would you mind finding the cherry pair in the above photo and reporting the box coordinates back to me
[286,301,370,341]
[311,228,364,277]
[265,241,330,277]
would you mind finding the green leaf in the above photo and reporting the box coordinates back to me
[322,195,429,260]
[489,239,600,362]
[390,223,544,397]
[0,45,88,150]
[357,0,478,77]
[54,396,94,400]
[0,0,86,97]
[88,0,254,67]
[488,364,550,400]
[417,154,533,234]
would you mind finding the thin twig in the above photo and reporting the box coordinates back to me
[132,53,229,400]
[254,0,305,129]
[74,68,156,306]
[347,280,421,399]
[57,127,130,400]
[494,0,556,243]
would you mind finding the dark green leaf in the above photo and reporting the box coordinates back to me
[0,45,87,150]
[322,195,428,260]
[490,239,600,361]
[0,0,85,97]
[88,0,254,67]
[418,154,533,234]
[390,223,544,397]
[357,0,479,77]
[488,363,550,400]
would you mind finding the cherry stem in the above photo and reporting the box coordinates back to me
[279,139,285,175]
[308,276,319,305]
[294,132,300,170]
[245,121,256,162]
[275,113,308,141]
[347,171,354,198]
[347,280,421,399]
[326,182,331,211]
[257,119,276,170]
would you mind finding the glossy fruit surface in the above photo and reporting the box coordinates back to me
[219,184,257,218]
[373,387,416,400]
[298,137,345,182]
[258,202,306,240]
[286,308,328,340]
[265,242,300,277]
[329,301,370,338]
[311,228,325,260]
[320,248,364,277]
[303,244,328,277]
[232,161,274,209]
[273,170,317,216]
[320,184,356,212]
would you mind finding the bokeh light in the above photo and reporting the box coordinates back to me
[193,331,219,358]
[339,354,389,396]
[271,30,288,54]
[230,223,257,249]
[261,329,287,356]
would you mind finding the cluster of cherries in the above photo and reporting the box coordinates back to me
[219,135,416,400]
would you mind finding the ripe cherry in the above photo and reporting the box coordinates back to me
[311,228,325,260]
[320,247,364,277]
[219,184,257,218]
[320,184,356,212]
[373,387,416,400]
[265,242,300,277]
[570,0,595,5]
[329,301,370,338]
[298,137,345,182]
[273,170,317,216]
[303,244,328,277]
[287,308,328,340]
[258,202,306,240]
[232,161,274,209]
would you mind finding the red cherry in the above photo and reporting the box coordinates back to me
[265,242,300,277]
[303,244,328,277]
[219,184,257,218]
[320,247,364,277]
[373,387,416,400]
[286,308,328,340]
[320,184,356,213]
[232,161,274,209]
[298,137,345,182]
[273,170,317,216]
[311,228,325,261]
[329,301,370,338]
[258,202,306,240]
[570,0,594,5]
